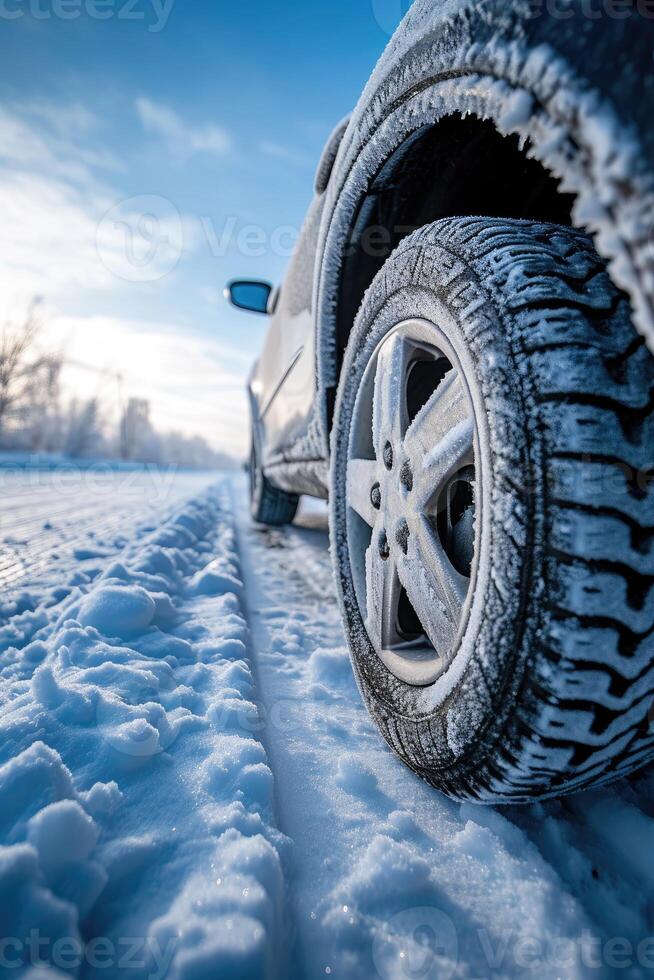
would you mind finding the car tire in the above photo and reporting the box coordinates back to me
[330,216,654,803]
[249,436,299,527]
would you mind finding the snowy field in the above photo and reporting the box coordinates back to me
[1,472,654,980]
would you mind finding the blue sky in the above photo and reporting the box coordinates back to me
[0,0,410,455]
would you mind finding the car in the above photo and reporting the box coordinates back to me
[226,0,654,803]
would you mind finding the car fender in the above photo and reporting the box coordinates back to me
[313,0,654,444]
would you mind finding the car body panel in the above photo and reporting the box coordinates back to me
[244,0,654,501]
[248,192,326,470]
[260,316,314,458]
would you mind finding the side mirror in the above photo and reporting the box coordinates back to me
[225,280,272,315]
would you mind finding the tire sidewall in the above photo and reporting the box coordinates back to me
[330,233,543,777]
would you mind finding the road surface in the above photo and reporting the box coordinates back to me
[0,472,652,979]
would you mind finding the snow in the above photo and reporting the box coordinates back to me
[0,478,288,978]
[77,585,156,638]
[1,473,653,978]
[422,416,474,472]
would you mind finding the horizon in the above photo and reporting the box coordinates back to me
[0,0,409,457]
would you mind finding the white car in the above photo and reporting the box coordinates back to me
[226,0,654,803]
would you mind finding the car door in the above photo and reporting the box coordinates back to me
[249,193,325,464]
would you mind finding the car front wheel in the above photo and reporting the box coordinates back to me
[330,216,654,802]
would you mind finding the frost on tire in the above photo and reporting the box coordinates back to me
[330,215,654,803]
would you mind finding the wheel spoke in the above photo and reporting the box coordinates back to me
[346,320,478,686]
[404,370,474,507]
[364,543,402,652]
[372,334,411,459]
[399,515,468,655]
[346,458,378,528]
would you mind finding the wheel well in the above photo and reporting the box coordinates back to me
[333,114,575,394]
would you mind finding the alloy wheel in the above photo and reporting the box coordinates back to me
[345,319,480,686]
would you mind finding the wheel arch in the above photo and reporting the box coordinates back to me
[313,0,654,442]
[329,114,576,388]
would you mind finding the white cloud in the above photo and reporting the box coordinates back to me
[135,97,232,159]
[199,286,222,306]
[259,140,310,166]
[0,104,202,318]
[0,104,122,184]
[0,102,247,457]
[21,101,98,137]
[0,169,115,318]
[44,314,250,457]
[0,101,140,317]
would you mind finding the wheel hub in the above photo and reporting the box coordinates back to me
[345,319,479,687]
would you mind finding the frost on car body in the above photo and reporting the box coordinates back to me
[227,1,654,802]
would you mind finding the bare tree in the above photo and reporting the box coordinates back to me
[0,305,62,449]
[0,305,235,468]
[22,356,62,451]
[120,398,157,461]
[64,398,105,458]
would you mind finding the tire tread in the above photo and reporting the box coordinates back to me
[334,216,654,801]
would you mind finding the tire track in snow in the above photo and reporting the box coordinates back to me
[0,479,291,978]
[0,473,219,660]
[1,475,653,978]
[0,472,216,591]
[234,478,654,980]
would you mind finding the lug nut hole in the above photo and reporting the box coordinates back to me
[395,519,410,556]
[400,461,413,492]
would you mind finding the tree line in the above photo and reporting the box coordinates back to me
[0,311,236,470]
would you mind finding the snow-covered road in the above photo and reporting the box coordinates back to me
[1,473,653,980]
[0,469,216,592]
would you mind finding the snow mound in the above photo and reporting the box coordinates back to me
[335,755,378,796]
[308,646,356,690]
[77,584,156,638]
[0,483,290,977]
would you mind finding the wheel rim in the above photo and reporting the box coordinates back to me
[345,319,480,687]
